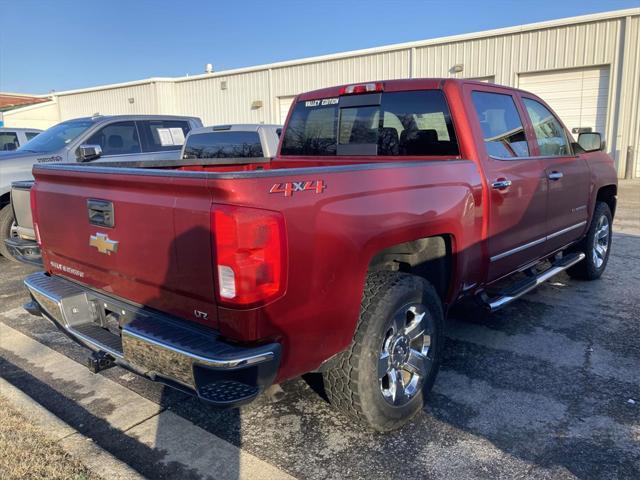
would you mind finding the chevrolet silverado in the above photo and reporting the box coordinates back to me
[22,79,617,431]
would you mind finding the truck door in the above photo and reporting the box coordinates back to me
[469,88,548,282]
[520,96,591,252]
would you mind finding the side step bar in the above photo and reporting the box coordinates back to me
[481,252,586,312]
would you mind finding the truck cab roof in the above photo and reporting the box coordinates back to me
[69,114,202,125]
[296,78,526,101]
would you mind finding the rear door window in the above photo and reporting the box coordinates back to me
[137,120,191,152]
[471,91,529,158]
[183,131,264,158]
[25,131,40,141]
[0,132,19,151]
[281,90,459,156]
[86,121,141,156]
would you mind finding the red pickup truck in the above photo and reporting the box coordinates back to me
[24,79,617,431]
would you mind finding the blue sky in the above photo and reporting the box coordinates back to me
[1,0,638,94]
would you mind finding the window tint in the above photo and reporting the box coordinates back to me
[471,91,529,158]
[86,121,141,156]
[17,120,93,153]
[281,103,338,156]
[137,120,191,152]
[522,98,570,157]
[0,132,19,151]
[183,131,264,159]
[281,90,459,156]
[379,91,457,156]
[338,105,379,148]
[25,131,40,141]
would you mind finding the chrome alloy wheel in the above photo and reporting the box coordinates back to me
[378,303,432,406]
[592,214,610,269]
[9,220,19,239]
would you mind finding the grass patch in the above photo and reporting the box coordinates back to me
[0,394,99,479]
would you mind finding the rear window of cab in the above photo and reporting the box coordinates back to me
[281,90,459,157]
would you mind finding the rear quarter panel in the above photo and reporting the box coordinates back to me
[210,160,483,380]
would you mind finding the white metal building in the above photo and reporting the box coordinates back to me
[4,8,639,177]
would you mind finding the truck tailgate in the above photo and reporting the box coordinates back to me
[32,167,218,328]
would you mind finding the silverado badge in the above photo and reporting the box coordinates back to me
[89,233,119,255]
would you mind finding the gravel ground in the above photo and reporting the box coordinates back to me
[0,180,638,480]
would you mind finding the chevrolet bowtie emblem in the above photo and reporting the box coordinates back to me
[89,232,119,255]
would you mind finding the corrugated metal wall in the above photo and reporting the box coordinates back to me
[57,83,159,119]
[411,17,627,169]
[271,50,411,98]
[2,99,59,130]
[619,15,640,178]
[173,70,270,125]
[4,10,639,176]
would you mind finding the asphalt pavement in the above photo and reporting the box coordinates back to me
[1,180,638,480]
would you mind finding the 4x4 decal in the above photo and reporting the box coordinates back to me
[270,180,326,197]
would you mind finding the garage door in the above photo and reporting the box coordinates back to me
[278,96,295,124]
[519,66,609,140]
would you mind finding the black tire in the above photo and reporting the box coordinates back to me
[323,271,444,432]
[0,204,18,261]
[567,201,613,280]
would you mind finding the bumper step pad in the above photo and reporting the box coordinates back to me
[199,381,260,405]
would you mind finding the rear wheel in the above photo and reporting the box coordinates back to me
[567,201,612,280]
[323,271,444,431]
[0,204,18,261]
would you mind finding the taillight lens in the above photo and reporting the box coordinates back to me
[30,186,41,245]
[212,204,286,307]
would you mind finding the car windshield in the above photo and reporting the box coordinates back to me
[18,119,94,153]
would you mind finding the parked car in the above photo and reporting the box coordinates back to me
[22,79,616,431]
[0,127,42,152]
[182,124,281,159]
[4,123,281,264]
[0,114,202,259]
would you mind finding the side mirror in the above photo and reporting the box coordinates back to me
[77,144,102,162]
[577,132,603,153]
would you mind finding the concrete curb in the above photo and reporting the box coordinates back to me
[0,377,146,480]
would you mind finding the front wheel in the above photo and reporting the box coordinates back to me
[323,271,444,431]
[0,204,19,261]
[567,201,613,280]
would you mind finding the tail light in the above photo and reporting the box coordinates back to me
[30,186,41,245]
[212,204,286,307]
[339,82,384,95]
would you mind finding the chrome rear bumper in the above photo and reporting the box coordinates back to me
[24,272,280,407]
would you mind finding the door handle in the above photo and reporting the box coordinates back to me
[548,171,564,181]
[491,179,512,190]
[87,199,114,228]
